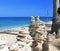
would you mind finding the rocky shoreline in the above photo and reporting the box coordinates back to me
[0,16,60,51]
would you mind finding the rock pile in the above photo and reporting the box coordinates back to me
[29,16,36,38]
[17,27,32,43]
[10,27,33,51]
[29,16,47,41]
[29,16,57,51]
[9,16,57,51]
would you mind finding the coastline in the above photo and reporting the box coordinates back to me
[0,18,60,51]
[0,21,52,32]
[0,17,52,31]
[0,24,29,31]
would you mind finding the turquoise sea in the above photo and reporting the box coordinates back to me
[0,17,52,30]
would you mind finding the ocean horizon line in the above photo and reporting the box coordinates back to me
[0,16,53,17]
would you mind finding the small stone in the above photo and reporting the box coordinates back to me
[42,41,49,51]
[36,16,40,23]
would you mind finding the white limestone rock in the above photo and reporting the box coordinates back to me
[0,40,9,51]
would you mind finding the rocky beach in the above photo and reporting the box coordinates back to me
[0,16,60,51]
[0,0,60,51]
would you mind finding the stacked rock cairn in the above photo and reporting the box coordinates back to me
[29,16,47,41]
[29,16,50,51]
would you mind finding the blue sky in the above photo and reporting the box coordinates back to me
[0,0,53,17]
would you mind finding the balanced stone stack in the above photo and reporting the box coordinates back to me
[30,16,35,26]
[35,17,47,41]
[29,16,36,38]
[18,30,32,42]
[17,29,33,47]
[29,16,47,41]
